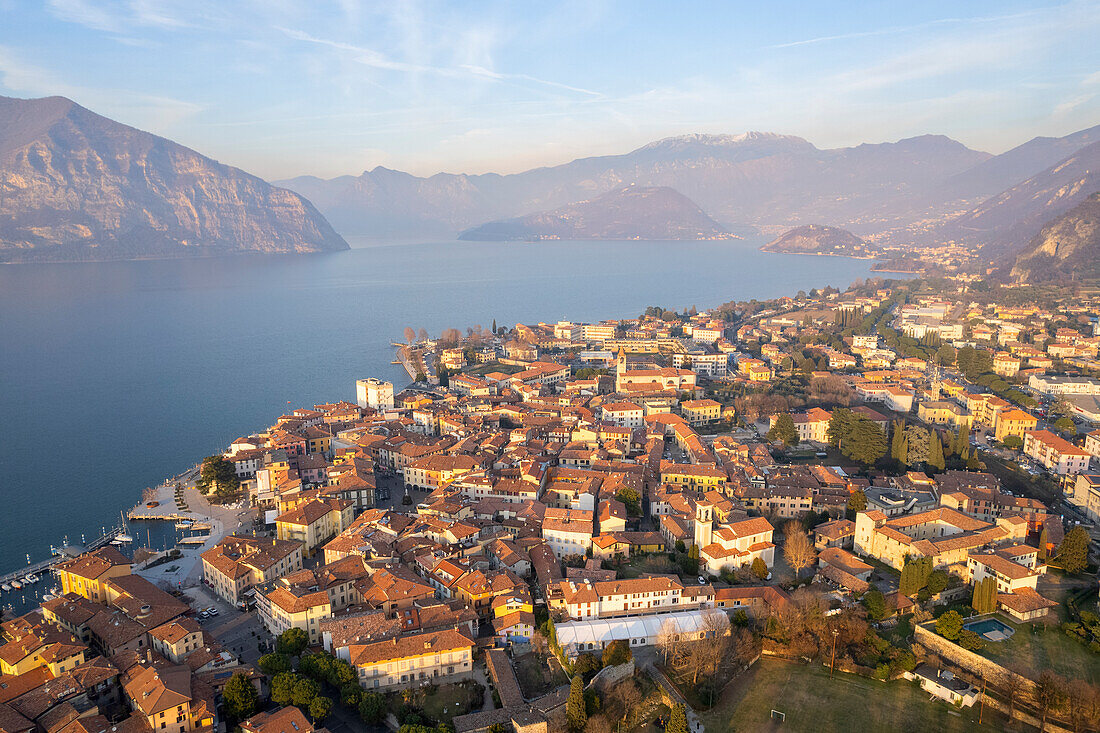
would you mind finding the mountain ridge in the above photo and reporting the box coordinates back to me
[0,95,348,262]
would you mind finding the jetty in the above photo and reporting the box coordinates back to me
[0,525,124,589]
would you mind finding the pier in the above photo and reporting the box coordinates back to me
[0,524,124,587]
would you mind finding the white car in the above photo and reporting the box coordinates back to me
[697,576,706,585]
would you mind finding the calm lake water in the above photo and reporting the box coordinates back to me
[0,237,877,583]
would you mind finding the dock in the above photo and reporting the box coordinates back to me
[0,525,123,588]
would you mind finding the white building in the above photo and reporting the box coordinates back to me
[356,378,394,411]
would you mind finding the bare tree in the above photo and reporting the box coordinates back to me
[656,618,683,665]
[1065,679,1099,733]
[1037,669,1066,733]
[1001,670,1023,724]
[404,326,415,343]
[418,328,429,342]
[783,521,817,577]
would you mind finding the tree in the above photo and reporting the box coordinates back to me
[665,703,689,733]
[751,557,769,580]
[890,420,908,464]
[862,589,886,621]
[404,326,416,343]
[270,672,297,707]
[1065,679,1100,733]
[277,628,309,657]
[566,675,587,732]
[936,610,963,641]
[972,576,997,614]
[1053,416,1076,435]
[656,618,683,664]
[197,455,239,497]
[258,653,291,677]
[827,408,855,448]
[414,371,427,382]
[958,629,984,651]
[1058,526,1090,574]
[846,489,867,515]
[843,418,887,465]
[767,413,799,447]
[926,570,948,596]
[222,672,257,723]
[359,692,387,724]
[1037,669,1066,733]
[925,429,944,472]
[291,677,320,707]
[602,639,632,667]
[615,487,642,517]
[309,696,332,723]
[574,653,602,680]
[783,521,816,576]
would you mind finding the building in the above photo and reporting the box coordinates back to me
[541,508,594,559]
[356,378,394,411]
[53,547,132,604]
[275,499,355,556]
[1028,375,1100,396]
[201,536,304,604]
[557,576,714,621]
[853,507,1025,571]
[698,516,775,576]
[552,609,720,659]
[599,402,644,429]
[680,399,722,426]
[903,666,979,708]
[1022,430,1090,475]
[1068,473,1100,523]
[349,629,475,690]
[993,409,1037,443]
[122,663,216,733]
[240,708,316,733]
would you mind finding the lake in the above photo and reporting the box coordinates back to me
[0,236,877,583]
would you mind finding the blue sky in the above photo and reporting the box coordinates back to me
[1,1,1099,180]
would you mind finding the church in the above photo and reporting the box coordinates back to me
[614,347,698,394]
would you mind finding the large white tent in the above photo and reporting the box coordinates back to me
[554,610,713,658]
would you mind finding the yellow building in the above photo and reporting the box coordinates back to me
[994,409,1037,443]
[350,629,475,690]
[0,622,87,676]
[149,617,204,664]
[681,399,722,425]
[917,401,972,429]
[658,461,727,488]
[54,546,132,603]
[201,535,304,604]
[276,498,354,556]
[261,586,332,644]
[124,663,215,733]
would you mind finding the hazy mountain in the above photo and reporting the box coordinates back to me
[947,140,1100,252]
[458,186,730,241]
[0,95,347,262]
[1009,192,1100,283]
[761,224,875,257]
[278,132,992,238]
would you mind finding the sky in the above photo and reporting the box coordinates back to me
[1,0,1099,181]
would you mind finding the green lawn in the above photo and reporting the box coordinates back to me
[699,658,1006,733]
[971,614,1100,684]
[419,681,483,724]
[618,553,680,579]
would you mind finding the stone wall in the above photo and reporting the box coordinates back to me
[913,624,1036,702]
[587,659,636,694]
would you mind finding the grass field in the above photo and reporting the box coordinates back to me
[972,614,1100,684]
[619,553,681,579]
[699,658,1006,733]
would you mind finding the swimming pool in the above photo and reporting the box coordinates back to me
[963,617,1016,641]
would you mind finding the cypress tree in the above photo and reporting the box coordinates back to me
[566,675,586,731]
[927,430,945,472]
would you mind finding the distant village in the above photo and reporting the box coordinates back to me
[4,277,1100,733]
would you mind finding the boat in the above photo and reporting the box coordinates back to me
[27,574,38,583]
[178,536,209,545]
[10,581,21,590]
[188,523,212,532]
[175,521,193,529]
[115,533,133,543]
[1,583,9,592]
[42,593,56,602]
[21,576,32,585]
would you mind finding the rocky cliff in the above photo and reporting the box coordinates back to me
[1009,192,1100,283]
[0,95,347,262]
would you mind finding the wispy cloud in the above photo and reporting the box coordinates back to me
[277,26,599,97]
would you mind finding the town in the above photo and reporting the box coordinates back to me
[4,277,1100,733]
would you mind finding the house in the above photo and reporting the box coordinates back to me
[557,576,714,621]
[349,629,475,690]
[148,618,203,664]
[813,519,855,550]
[854,507,1025,571]
[240,707,316,733]
[680,400,722,426]
[201,536,303,604]
[903,665,979,707]
[993,409,1037,443]
[1068,473,1100,523]
[492,611,537,645]
[698,516,775,576]
[541,508,594,558]
[53,548,132,604]
[275,498,354,556]
[122,662,216,733]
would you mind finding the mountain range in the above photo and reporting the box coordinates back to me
[457,186,732,241]
[0,95,347,262]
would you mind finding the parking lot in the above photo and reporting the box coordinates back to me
[184,583,268,666]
